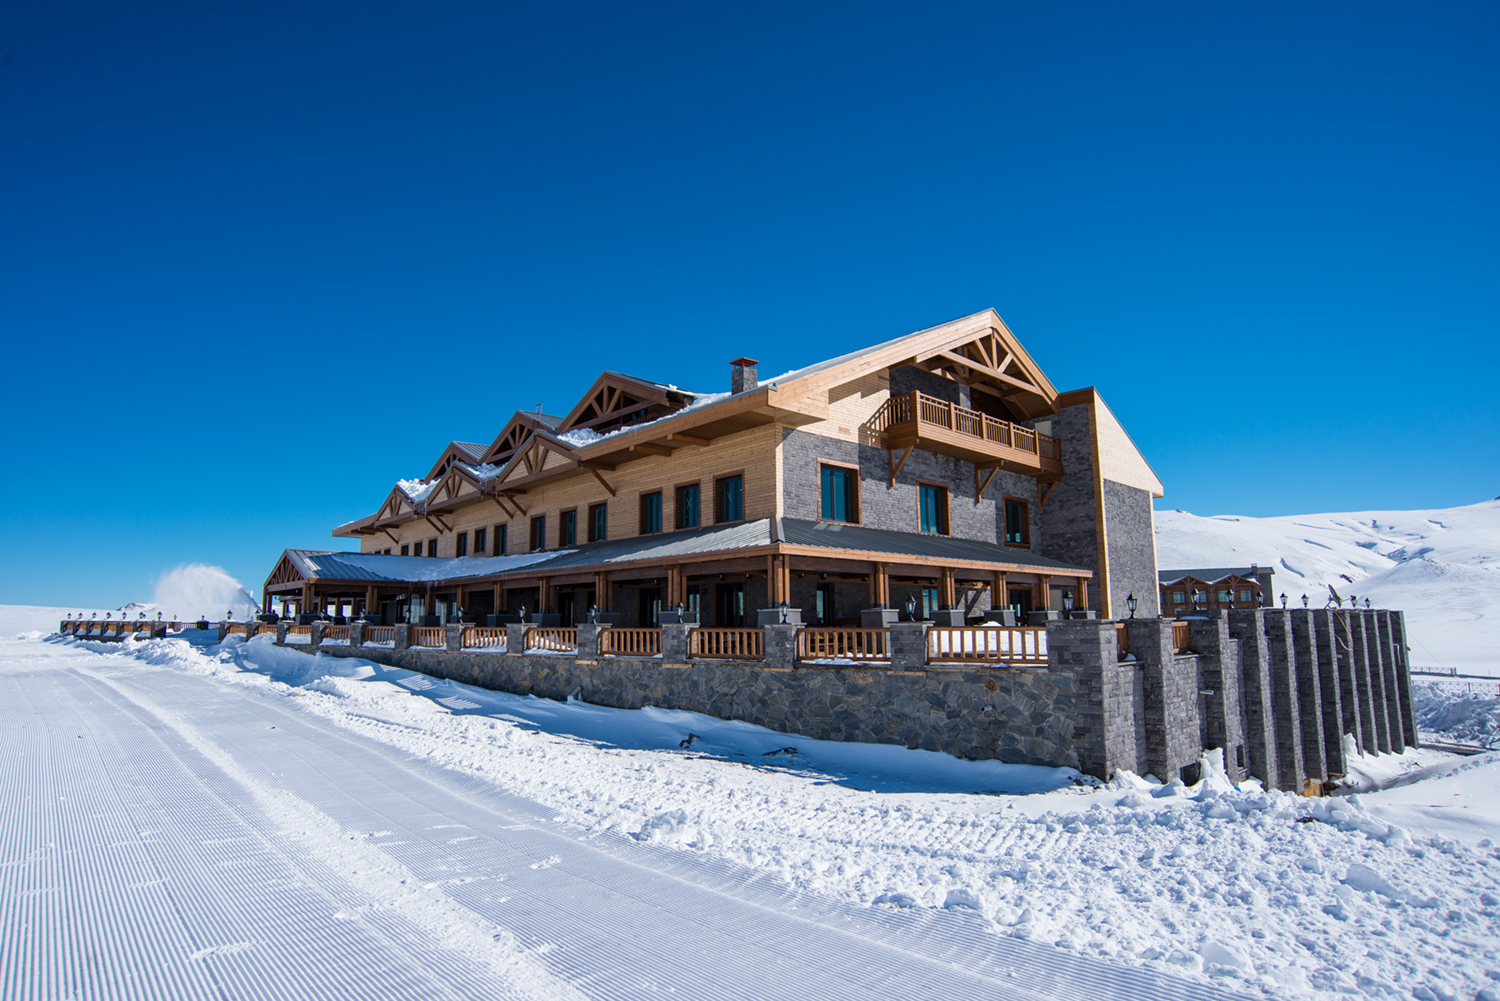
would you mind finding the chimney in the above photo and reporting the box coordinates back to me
[730,357,759,394]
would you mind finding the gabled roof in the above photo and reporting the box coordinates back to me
[480,410,566,466]
[555,372,696,435]
[1159,567,1274,585]
[424,440,491,481]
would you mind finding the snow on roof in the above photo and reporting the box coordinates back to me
[293,549,570,583]
[554,391,732,449]
[453,441,488,461]
[397,478,438,505]
[455,461,506,483]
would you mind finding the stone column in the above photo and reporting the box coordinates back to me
[762,624,798,670]
[1227,610,1280,790]
[575,622,605,661]
[445,623,463,653]
[889,622,929,672]
[1325,607,1363,753]
[1340,610,1379,753]
[349,622,365,648]
[1355,612,1391,752]
[394,624,412,651]
[660,623,691,664]
[276,622,289,644]
[309,621,325,650]
[1128,619,1200,784]
[1049,619,1136,780]
[217,621,231,643]
[1289,610,1327,781]
[1307,610,1347,777]
[1388,611,1419,747]
[1261,610,1306,790]
[1371,611,1404,750]
[1188,613,1247,782]
[504,623,528,656]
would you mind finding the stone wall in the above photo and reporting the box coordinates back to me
[1035,402,1101,612]
[1102,479,1161,619]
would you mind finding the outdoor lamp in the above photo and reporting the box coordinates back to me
[1301,594,1309,608]
[157,612,162,621]
[518,605,526,623]
[106,613,111,620]
[1364,598,1371,609]
[1126,593,1137,618]
[676,602,686,617]
[778,600,790,624]
[1281,592,1288,609]
[904,595,917,620]
[1062,589,1074,612]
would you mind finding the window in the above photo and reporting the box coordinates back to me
[1217,589,1231,604]
[401,544,410,556]
[1004,497,1030,546]
[530,516,547,551]
[413,540,424,557]
[716,475,744,523]
[1239,589,1253,604]
[473,527,486,555]
[639,587,662,626]
[921,587,940,619]
[1172,590,1185,604]
[455,532,468,557]
[494,524,507,556]
[919,483,949,535]
[639,492,662,534]
[559,510,578,547]
[677,483,701,529]
[820,464,858,523]
[429,538,438,557]
[589,503,608,543]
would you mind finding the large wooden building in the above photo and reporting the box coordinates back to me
[263,310,1166,627]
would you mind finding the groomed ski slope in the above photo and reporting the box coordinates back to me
[4,627,1498,1000]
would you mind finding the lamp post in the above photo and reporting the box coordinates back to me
[904,595,917,621]
[1364,597,1371,609]
[1062,589,1074,615]
[778,600,790,624]
[1280,592,1288,609]
[1301,594,1309,608]
[1126,593,1137,619]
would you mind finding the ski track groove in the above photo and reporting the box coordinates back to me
[2,646,1259,1001]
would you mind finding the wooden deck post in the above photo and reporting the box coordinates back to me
[939,567,956,608]
[992,571,1008,612]
[1038,574,1052,610]
[1077,578,1089,613]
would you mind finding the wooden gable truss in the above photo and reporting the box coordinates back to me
[557,373,689,436]
[481,412,558,466]
[492,433,583,492]
[424,441,488,481]
[903,325,1057,420]
[264,552,308,591]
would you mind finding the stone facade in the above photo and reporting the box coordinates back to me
[1102,479,1161,619]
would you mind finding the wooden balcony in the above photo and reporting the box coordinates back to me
[868,391,1062,481]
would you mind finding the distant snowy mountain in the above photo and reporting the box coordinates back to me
[1155,499,1500,675]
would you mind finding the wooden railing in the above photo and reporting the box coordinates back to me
[689,628,765,661]
[321,625,350,642]
[412,626,446,648]
[461,626,505,650]
[927,626,1047,664]
[227,623,249,637]
[869,391,1061,465]
[1172,621,1192,655]
[1116,623,1131,660]
[602,628,661,657]
[285,624,312,641]
[526,627,577,653]
[365,626,395,645]
[797,628,889,663]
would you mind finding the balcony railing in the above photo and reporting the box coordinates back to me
[365,626,396,646]
[1172,621,1192,655]
[602,628,661,657]
[797,628,890,663]
[927,626,1047,665]
[689,628,765,661]
[526,627,577,653]
[462,626,506,650]
[868,391,1061,478]
[412,626,446,648]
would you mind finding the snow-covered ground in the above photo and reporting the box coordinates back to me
[10,621,1497,1001]
[1156,499,1500,676]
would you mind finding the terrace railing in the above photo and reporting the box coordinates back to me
[365,625,396,646]
[412,626,446,648]
[285,624,312,643]
[461,626,505,650]
[526,627,577,653]
[796,628,889,663]
[867,391,1061,476]
[601,628,661,657]
[1172,621,1192,655]
[927,626,1047,665]
[689,628,765,661]
[321,625,350,643]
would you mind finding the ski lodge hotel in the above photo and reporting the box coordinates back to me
[247,310,1417,788]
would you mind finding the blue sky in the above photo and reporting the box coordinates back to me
[2,1,1496,608]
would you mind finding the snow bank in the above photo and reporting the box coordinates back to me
[32,628,1500,1001]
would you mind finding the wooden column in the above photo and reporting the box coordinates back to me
[540,577,554,613]
[494,582,505,615]
[1077,578,1089,612]
[1038,574,1052,610]
[366,586,377,615]
[992,571,1008,611]
[869,561,889,606]
[768,556,782,604]
[939,567,956,608]
[594,572,611,611]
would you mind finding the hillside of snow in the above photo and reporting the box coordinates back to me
[1155,499,1500,675]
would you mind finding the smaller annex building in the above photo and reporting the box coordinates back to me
[263,310,1166,628]
[1159,566,1277,615]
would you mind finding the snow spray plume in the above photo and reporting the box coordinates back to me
[153,564,260,618]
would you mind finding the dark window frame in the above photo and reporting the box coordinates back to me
[429,538,439,557]
[676,482,702,530]
[639,491,663,535]
[1003,495,1031,548]
[917,480,950,535]
[530,515,547,552]
[714,472,746,524]
[455,532,468,558]
[400,544,410,556]
[818,461,860,525]
[494,524,507,556]
[588,502,608,543]
[559,508,578,547]
[473,527,486,555]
